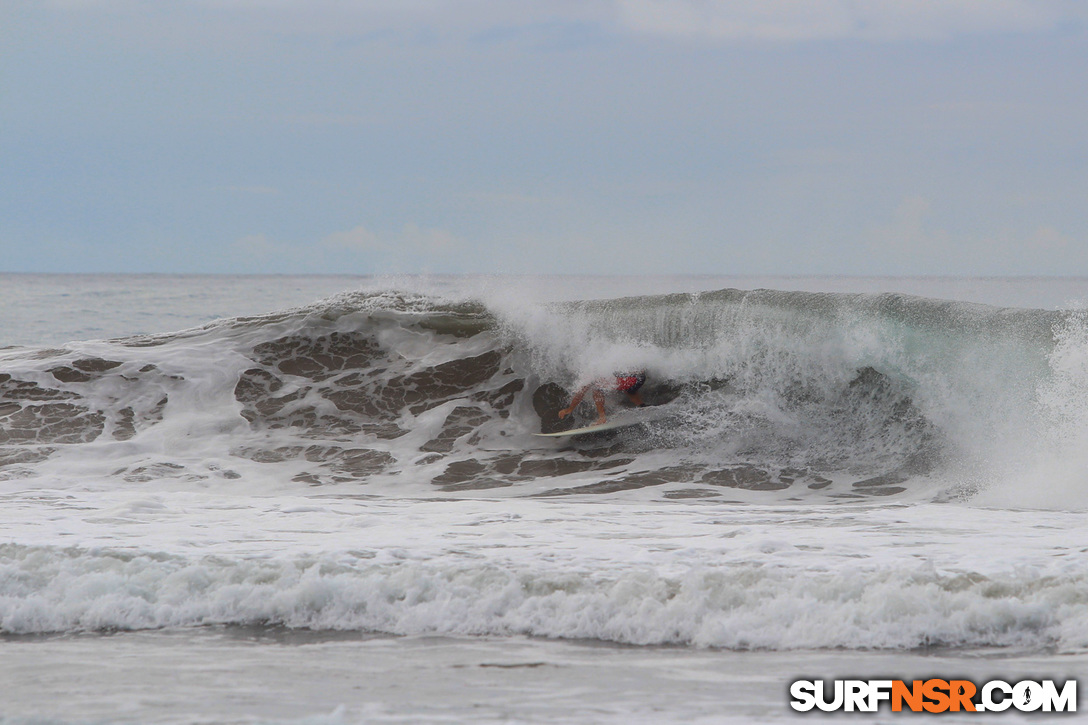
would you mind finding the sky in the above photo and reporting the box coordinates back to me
[2,0,1087,276]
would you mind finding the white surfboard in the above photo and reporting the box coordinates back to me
[535,409,665,438]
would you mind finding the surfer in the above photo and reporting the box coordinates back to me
[558,371,646,425]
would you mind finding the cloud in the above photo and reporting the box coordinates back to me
[865,198,1085,275]
[280,113,378,127]
[399,222,458,252]
[1030,225,1070,251]
[320,222,465,272]
[458,190,552,205]
[614,0,1074,42]
[219,185,279,195]
[231,232,318,270]
[28,0,1085,53]
[616,0,855,41]
[234,232,283,255]
[869,196,954,267]
[32,0,614,50]
[227,222,465,273]
[319,223,461,255]
[322,225,382,252]
[230,232,325,273]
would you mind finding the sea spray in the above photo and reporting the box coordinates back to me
[0,287,1077,501]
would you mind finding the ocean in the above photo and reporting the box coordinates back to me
[1,273,1086,723]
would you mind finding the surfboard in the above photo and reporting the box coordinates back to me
[535,410,665,438]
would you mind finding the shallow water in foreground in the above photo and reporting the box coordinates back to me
[3,628,1082,724]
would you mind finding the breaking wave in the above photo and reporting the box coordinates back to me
[3,537,1086,649]
[0,287,1083,500]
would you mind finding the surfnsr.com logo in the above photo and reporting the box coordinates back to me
[790,679,1077,713]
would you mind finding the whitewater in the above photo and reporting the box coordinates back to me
[1,274,1086,724]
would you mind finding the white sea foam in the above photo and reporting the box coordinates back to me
[1,494,1086,652]
[3,549,1080,650]
[2,276,1088,650]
